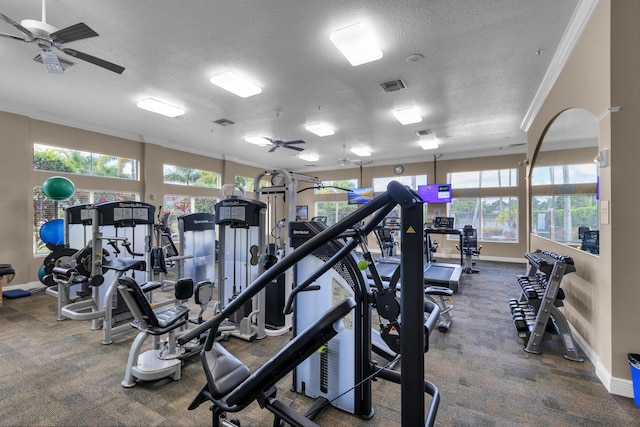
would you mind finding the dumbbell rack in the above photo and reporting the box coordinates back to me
[509,250,584,362]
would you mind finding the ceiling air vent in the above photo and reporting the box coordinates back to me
[33,53,74,70]
[380,79,406,93]
[213,118,234,126]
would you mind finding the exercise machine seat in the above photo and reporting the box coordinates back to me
[0,264,15,278]
[103,257,147,272]
[118,276,189,333]
[203,343,251,398]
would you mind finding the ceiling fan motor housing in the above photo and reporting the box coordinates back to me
[21,19,57,37]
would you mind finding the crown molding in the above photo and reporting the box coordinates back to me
[520,0,601,132]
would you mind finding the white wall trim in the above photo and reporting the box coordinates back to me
[520,0,601,132]
[570,323,635,398]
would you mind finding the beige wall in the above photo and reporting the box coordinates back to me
[528,0,640,386]
[1,111,529,286]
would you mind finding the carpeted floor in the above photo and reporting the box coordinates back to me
[0,260,638,426]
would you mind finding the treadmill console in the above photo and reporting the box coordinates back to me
[433,216,455,229]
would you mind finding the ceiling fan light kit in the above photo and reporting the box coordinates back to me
[0,1,125,74]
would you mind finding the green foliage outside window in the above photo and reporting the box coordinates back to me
[34,144,137,180]
[163,165,219,188]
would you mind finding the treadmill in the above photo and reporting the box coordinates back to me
[372,255,461,293]
[371,216,462,292]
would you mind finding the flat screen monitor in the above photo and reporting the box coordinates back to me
[348,187,374,204]
[417,184,452,203]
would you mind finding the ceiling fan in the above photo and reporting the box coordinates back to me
[337,145,372,166]
[0,0,124,74]
[265,138,306,153]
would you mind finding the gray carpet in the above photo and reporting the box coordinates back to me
[0,260,638,426]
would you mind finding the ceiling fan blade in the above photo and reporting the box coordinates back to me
[0,32,29,42]
[0,12,35,40]
[268,145,278,153]
[285,145,305,152]
[40,50,64,73]
[284,140,305,145]
[61,47,125,74]
[51,22,98,44]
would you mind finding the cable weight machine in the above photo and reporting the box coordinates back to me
[253,169,319,336]
[215,189,267,341]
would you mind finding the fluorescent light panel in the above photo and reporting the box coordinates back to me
[393,106,422,125]
[305,123,335,137]
[245,136,272,146]
[210,70,262,98]
[330,22,383,66]
[137,98,185,118]
[300,152,319,162]
[419,138,439,150]
[351,147,371,157]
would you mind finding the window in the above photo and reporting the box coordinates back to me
[162,194,217,235]
[235,175,271,192]
[449,196,519,242]
[163,165,220,189]
[315,201,358,226]
[449,168,517,189]
[531,163,598,244]
[531,163,597,185]
[373,175,426,192]
[316,179,358,194]
[33,186,139,254]
[33,144,138,180]
[235,176,256,192]
[531,194,598,244]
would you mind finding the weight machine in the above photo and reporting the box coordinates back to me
[252,169,320,336]
[215,189,267,342]
[44,201,156,344]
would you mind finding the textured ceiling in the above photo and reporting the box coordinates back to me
[0,0,581,172]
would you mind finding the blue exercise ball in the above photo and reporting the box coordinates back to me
[38,264,46,284]
[42,176,75,201]
[40,219,65,246]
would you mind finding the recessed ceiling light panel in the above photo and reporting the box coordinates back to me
[419,139,439,150]
[393,106,422,125]
[305,123,335,136]
[419,131,439,150]
[136,98,185,118]
[245,136,272,146]
[210,70,262,98]
[330,22,383,66]
[351,147,371,157]
[300,152,320,162]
